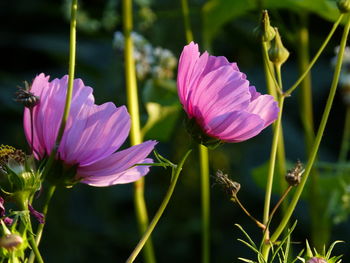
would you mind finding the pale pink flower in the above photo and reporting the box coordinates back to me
[24,74,157,187]
[177,42,279,144]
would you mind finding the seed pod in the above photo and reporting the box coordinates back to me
[268,28,290,66]
[285,160,304,186]
[254,10,276,42]
[337,0,350,13]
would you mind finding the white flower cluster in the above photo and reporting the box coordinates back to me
[113,31,177,81]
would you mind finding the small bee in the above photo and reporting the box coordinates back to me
[14,81,40,108]
[285,160,305,186]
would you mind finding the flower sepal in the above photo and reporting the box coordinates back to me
[185,118,223,149]
[46,160,80,188]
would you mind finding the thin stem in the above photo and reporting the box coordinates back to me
[28,235,44,263]
[40,0,78,181]
[181,0,193,43]
[122,0,155,262]
[28,185,56,263]
[179,1,210,262]
[199,144,210,263]
[126,151,191,263]
[263,14,350,258]
[263,81,285,225]
[262,41,288,218]
[232,196,266,230]
[268,186,292,223]
[285,14,344,96]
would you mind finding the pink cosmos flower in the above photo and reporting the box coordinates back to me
[177,42,279,145]
[24,74,157,187]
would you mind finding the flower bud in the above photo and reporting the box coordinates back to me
[306,257,327,263]
[285,160,304,186]
[268,28,290,66]
[254,10,276,42]
[337,0,350,13]
[0,234,23,251]
[0,145,41,204]
[14,81,40,108]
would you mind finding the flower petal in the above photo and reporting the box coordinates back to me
[246,94,279,128]
[207,111,265,142]
[59,104,130,166]
[77,140,157,186]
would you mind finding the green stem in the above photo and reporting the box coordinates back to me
[181,0,193,44]
[122,0,155,262]
[263,65,284,226]
[28,235,44,263]
[40,0,78,181]
[126,151,192,263]
[179,1,210,262]
[285,14,343,96]
[262,41,288,218]
[263,14,350,259]
[28,185,57,263]
[199,144,210,263]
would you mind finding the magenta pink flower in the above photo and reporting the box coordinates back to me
[177,42,279,145]
[24,74,157,187]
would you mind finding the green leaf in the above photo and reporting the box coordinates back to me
[142,79,182,141]
[202,0,340,45]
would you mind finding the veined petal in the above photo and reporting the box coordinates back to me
[77,140,157,185]
[80,158,153,187]
[60,104,130,166]
[190,65,251,125]
[246,94,279,128]
[177,42,200,109]
[207,111,265,142]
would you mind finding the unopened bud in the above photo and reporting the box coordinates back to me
[14,81,40,108]
[254,10,276,42]
[306,258,327,263]
[0,234,23,251]
[337,0,350,13]
[268,28,289,66]
[285,160,304,186]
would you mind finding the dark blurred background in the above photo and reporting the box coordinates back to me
[0,0,349,262]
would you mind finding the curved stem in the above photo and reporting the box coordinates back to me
[199,144,210,263]
[126,151,191,263]
[263,14,350,259]
[285,14,343,96]
[122,0,155,262]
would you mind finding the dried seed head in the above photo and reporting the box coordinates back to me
[214,170,241,197]
[285,160,304,186]
[14,81,40,108]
